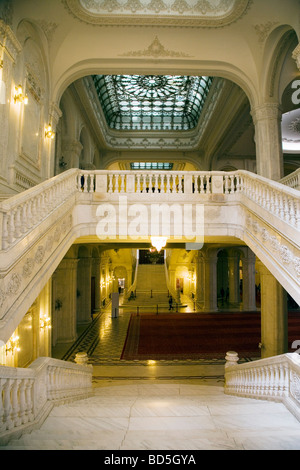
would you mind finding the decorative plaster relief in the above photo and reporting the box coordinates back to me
[254,21,279,45]
[119,36,192,58]
[63,0,251,27]
[0,213,73,321]
[245,212,300,280]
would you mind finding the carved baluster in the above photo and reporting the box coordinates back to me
[171,174,176,193]
[154,174,159,193]
[25,379,34,422]
[11,379,21,427]
[14,206,22,239]
[200,175,204,194]
[142,174,147,193]
[206,175,211,194]
[289,197,296,226]
[90,173,95,193]
[3,378,13,430]
[83,173,89,193]
[136,174,141,193]
[2,212,8,249]
[120,174,125,193]
[8,211,15,245]
[0,378,6,433]
[224,175,229,194]
[19,380,28,424]
[166,174,171,193]
[108,174,113,193]
[178,174,183,193]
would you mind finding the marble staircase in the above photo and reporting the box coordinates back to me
[2,382,300,450]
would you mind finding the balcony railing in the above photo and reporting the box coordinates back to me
[0,356,93,444]
[0,169,299,252]
[224,351,300,423]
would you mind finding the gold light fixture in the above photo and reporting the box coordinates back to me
[5,334,20,355]
[150,236,168,252]
[45,123,55,139]
[14,84,28,104]
[40,314,51,329]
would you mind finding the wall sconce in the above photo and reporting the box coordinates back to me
[14,84,28,104]
[40,314,51,329]
[5,334,20,355]
[45,123,55,139]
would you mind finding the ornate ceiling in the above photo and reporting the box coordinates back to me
[63,0,251,27]
[93,74,213,131]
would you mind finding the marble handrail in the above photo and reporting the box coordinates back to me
[224,352,300,422]
[0,356,93,444]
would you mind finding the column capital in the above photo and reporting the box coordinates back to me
[62,138,83,156]
[292,44,300,71]
[49,102,62,129]
[251,103,282,124]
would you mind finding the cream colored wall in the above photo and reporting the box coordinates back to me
[0,280,51,367]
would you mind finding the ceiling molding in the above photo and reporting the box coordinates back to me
[62,0,251,28]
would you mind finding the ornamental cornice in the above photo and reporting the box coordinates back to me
[62,0,251,28]
[0,20,22,64]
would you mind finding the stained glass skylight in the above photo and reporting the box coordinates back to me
[130,162,173,170]
[93,75,213,131]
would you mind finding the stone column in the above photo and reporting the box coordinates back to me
[242,253,256,311]
[195,252,204,306]
[77,256,92,324]
[203,252,218,311]
[62,138,83,169]
[251,103,283,181]
[52,258,78,345]
[228,254,240,306]
[257,261,288,358]
[92,257,101,315]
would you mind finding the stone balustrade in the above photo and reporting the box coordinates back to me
[0,356,93,444]
[76,169,300,229]
[1,169,298,252]
[280,168,300,191]
[0,168,299,344]
[0,169,78,250]
[225,351,300,422]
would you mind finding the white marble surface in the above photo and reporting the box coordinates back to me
[2,382,300,450]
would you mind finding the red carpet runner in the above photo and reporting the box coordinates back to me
[120,312,300,361]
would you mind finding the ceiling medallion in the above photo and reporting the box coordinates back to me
[63,0,251,27]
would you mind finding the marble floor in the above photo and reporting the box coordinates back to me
[3,298,300,450]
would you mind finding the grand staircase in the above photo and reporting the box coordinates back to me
[0,168,300,449]
[125,264,170,309]
[2,382,300,450]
